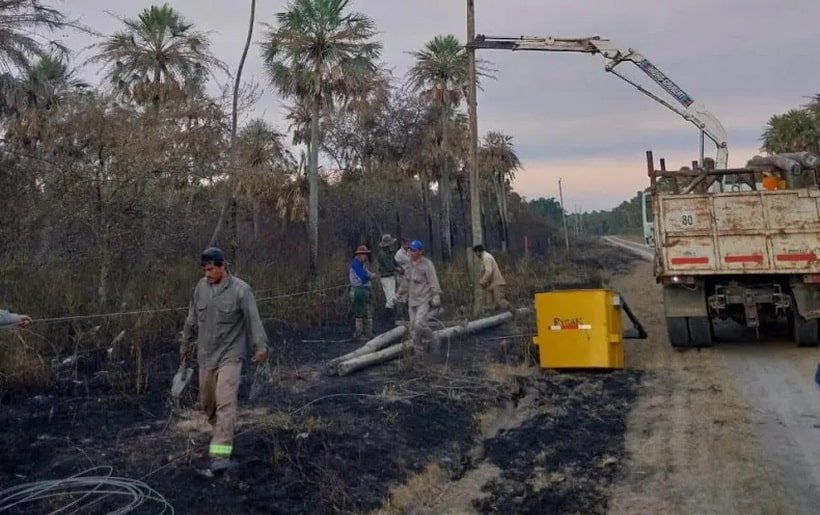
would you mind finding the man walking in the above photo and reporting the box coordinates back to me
[180,247,268,472]
[349,245,374,341]
[393,239,411,324]
[404,240,442,350]
[376,234,398,316]
[473,245,514,314]
[1,308,32,329]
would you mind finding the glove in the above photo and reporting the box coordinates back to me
[254,348,268,365]
[430,294,441,308]
[479,279,488,288]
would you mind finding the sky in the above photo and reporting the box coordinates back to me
[58,0,820,211]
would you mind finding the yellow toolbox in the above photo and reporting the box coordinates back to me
[532,289,646,369]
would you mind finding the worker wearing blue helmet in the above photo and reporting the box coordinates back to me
[396,239,442,351]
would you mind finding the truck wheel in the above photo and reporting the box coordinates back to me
[792,313,820,347]
[666,317,689,348]
[687,317,714,347]
[666,316,713,349]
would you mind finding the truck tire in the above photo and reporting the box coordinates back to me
[666,316,713,349]
[687,317,714,347]
[792,313,820,347]
[666,317,690,348]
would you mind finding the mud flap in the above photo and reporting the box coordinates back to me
[790,283,820,320]
[788,283,820,347]
[662,283,707,318]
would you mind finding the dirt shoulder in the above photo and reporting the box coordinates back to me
[608,261,793,514]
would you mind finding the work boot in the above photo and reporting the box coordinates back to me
[353,318,365,341]
[364,317,375,339]
[210,457,238,473]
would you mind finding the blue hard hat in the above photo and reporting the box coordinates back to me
[409,240,424,251]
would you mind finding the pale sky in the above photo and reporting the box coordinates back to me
[58,0,820,211]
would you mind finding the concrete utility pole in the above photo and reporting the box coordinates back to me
[558,178,570,250]
[467,0,483,315]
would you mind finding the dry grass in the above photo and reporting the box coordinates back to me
[370,462,449,515]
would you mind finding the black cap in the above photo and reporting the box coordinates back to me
[473,245,485,253]
[201,247,225,265]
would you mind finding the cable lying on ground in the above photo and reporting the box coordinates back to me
[0,465,174,515]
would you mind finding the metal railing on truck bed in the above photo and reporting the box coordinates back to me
[644,150,820,276]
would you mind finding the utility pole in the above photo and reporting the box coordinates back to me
[467,0,483,315]
[558,178,570,250]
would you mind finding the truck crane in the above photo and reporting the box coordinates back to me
[468,35,729,171]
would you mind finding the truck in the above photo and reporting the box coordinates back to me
[643,151,820,348]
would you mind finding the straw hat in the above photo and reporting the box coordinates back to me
[379,234,397,248]
[354,245,371,255]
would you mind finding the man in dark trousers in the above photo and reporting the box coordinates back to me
[349,245,374,340]
[180,247,268,472]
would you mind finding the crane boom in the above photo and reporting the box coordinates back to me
[468,35,729,170]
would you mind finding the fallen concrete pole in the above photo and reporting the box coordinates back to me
[326,325,408,373]
[434,308,531,343]
[337,342,413,376]
[335,308,532,377]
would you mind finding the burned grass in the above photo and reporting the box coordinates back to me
[0,240,644,514]
[475,371,641,515]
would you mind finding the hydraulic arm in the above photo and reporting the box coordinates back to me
[468,35,729,170]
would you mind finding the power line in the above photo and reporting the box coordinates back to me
[30,284,349,325]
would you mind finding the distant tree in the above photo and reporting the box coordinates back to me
[761,108,819,155]
[479,131,520,251]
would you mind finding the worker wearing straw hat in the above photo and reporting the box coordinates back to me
[349,245,375,341]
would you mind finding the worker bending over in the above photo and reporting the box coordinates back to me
[400,240,442,350]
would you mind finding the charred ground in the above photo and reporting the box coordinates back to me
[1,241,642,515]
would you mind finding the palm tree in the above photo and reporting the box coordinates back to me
[761,109,819,155]
[1,55,88,144]
[89,4,226,105]
[479,131,520,251]
[407,34,492,261]
[261,0,382,272]
[235,118,296,239]
[0,0,72,74]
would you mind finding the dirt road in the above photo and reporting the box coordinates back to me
[608,247,820,514]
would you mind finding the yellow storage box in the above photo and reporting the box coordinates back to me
[532,289,626,369]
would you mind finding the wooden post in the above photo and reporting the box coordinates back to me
[467,0,483,316]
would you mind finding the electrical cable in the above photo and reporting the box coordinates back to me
[0,465,174,514]
[29,284,349,324]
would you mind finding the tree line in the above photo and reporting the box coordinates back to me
[0,0,564,329]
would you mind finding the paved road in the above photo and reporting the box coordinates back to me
[601,235,654,261]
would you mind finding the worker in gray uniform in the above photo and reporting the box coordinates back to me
[180,247,268,473]
[403,240,442,350]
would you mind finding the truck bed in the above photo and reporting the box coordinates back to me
[655,188,820,276]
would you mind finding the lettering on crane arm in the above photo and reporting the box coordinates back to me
[549,317,592,331]
[635,59,694,107]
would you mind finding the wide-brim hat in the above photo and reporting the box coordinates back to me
[379,234,397,247]
[354,245,371,255]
